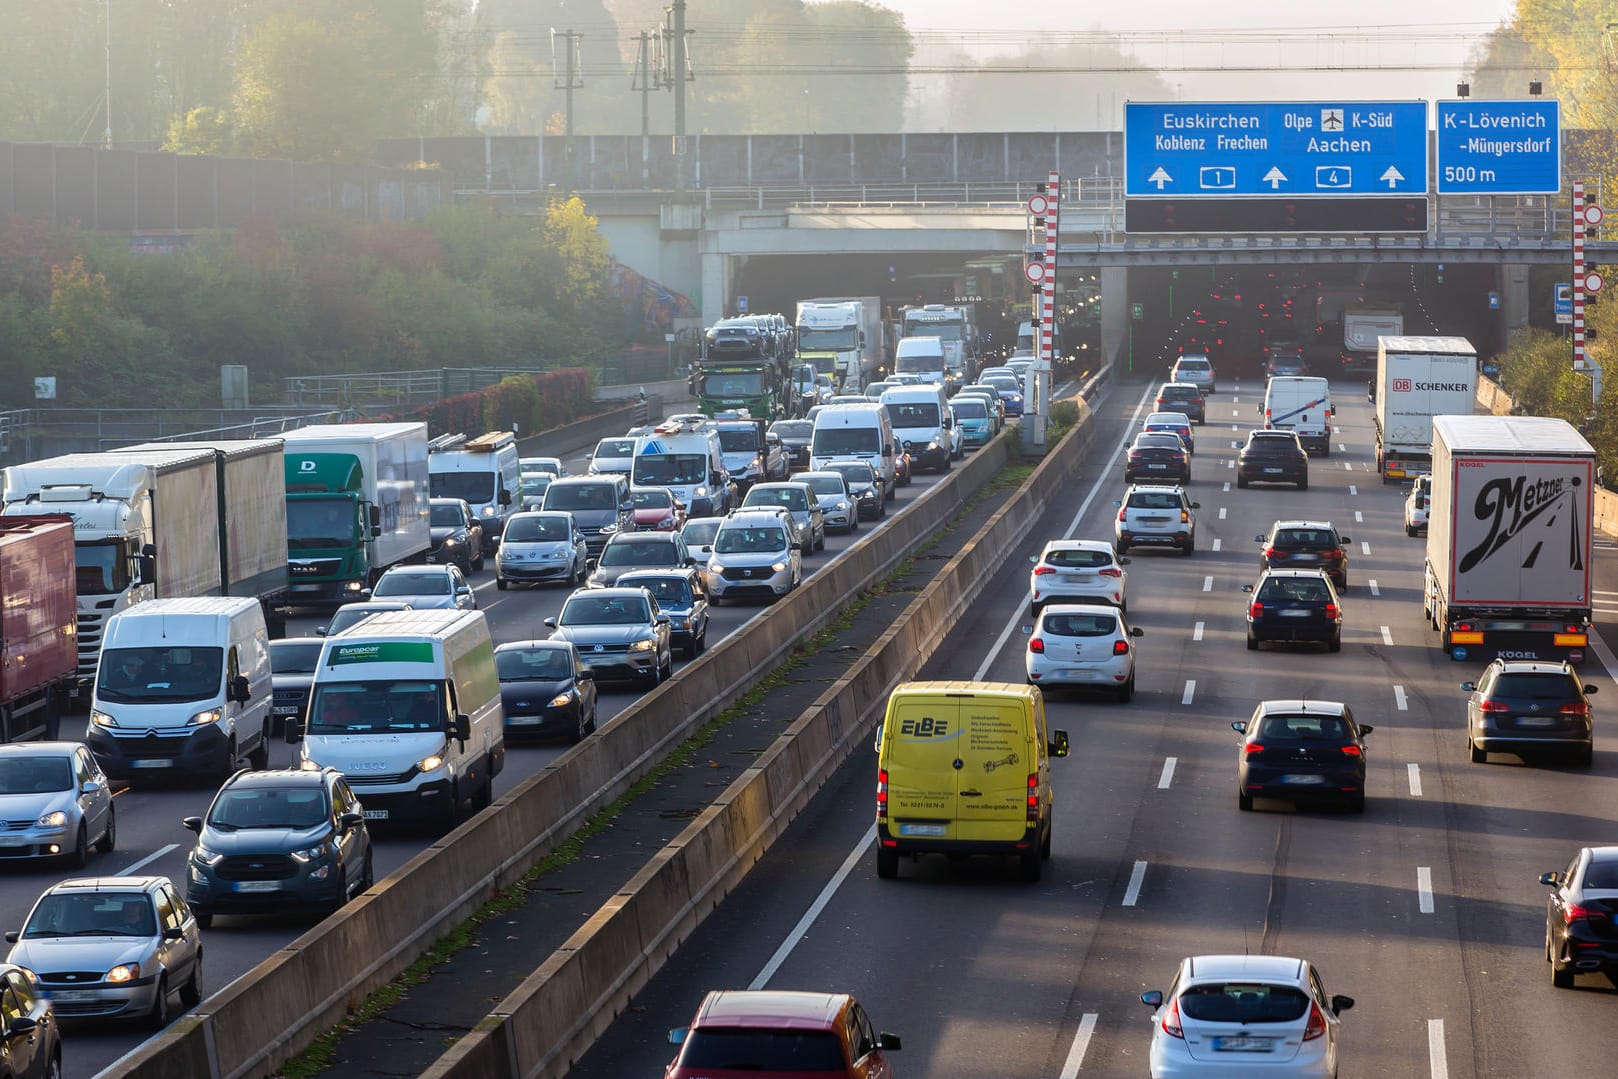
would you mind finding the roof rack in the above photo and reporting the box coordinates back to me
[463,431,515,453]
[427,433,467,453]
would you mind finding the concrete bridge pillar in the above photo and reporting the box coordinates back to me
[1100,266,1129,372]
[1499,263,1531,339]
[700,251,735,327]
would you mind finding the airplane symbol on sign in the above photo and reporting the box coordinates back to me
[1321,109,1344,130]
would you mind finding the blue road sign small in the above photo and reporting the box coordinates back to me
[1436,100,1560,195]
[1555,283,1573,324]
[1125,101,1428,198]
[737,295,749,313]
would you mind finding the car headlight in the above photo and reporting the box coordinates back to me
[927,441,940,451]
[193,844,224,867]
[90,709,118,728]
[694,485,708,497]
[480,506,496,517]
[417,753,446,774]
[36,810,67,829]
[188,708,222,726]
[442,537,459,548]
[548,692,575,708]
[629,638,658,652]
[708,561,725,573]
[291,840,332,863]
[105,963,140,983]
[771,561,788,573]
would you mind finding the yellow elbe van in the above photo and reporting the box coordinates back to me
[875,681,1068,882]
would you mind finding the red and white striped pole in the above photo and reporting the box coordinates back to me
[1041,170,1060,371]
[1574,181,1587,373]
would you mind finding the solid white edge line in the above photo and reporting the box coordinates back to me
[749,827,874,990]
[117,842,179,877]
[1428,1018,1449,1079]
[1122,860,1148,906]
[1193,621,1205,641]
[1381,626,1395,646]
[1394,685,1408,710]
[1158,757,1177,789]
[1181,680,1196,705]
[974,380,1156,681]
[1408,763,1423,797]
[1418,866,1435,914]
[1058,1012,1100,1079]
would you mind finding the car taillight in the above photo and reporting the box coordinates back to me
[1099,568,1123,578]
[1340,744,1362,756]
[1249,602,1263,618]
[1026,773,1040,824]
[1118,508,1127,522]
[1033,565,1057,576]
[1029,637,1045,654]
[1561,701,1590,716]
[876,768,888,821]
[1479,699,1510,713]
[1244,743,1265,755]
[1565,903,1607,923]
[1324,603,1339,620]
[1160,998,1184,1038]
[1303,1003,1328,1041]
[1112,639,1130,656]
[1264,546,1279,559]
[1327,548,1344,560]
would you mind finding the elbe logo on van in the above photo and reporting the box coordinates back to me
[1392,378,1412,392]
[900,716,950,738]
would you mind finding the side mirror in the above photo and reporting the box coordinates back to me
[137,549,158,586]
[285,720,303,744]
[878,1032,902,1051]
[1339,535,1352,544]
[1049,729,1070,758]
[1232,720,1248,733]
[1130,626,1144,638]
[2,931,16,944]
[7,1016,37,1037]
[1584,685,1599,695]
[453,713,471,742]
[1242,584,1255,593]
[1112,500,1122,508]
[656,615,670,626]
[1028,556,1038,564]
[544,617,558,628]
[1190,502,1201,509]
[229,674,251,702]
[499,489,512,506]
[1118,557,1131,565]
[163,925,185,941]
[182,816,203,833]
[1460,681,1477,692]
[577,666,594,682]
[339,811,365,832]
[1255,534,1265,543]
[369,505,382,528]
[371,525,383,538]
[81,779,102,794]
[1540,871,1561,887]
[316,626,329,636]
[1141,990,1164,1008]
[1330,994,1354,1015]
[1360,725,1375,735]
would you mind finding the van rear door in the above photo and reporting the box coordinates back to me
[883,697,961,839]
[953,695,1033,842]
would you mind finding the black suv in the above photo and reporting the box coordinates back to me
[182,768,373,927]
[1463,660,1597,766]
[1233,700,1371,813]
[1237,431,1309,490]
[1244,569,1342,652]
[1124,432,1190,485]
[1257,520,1349,588]
[1154,382,1206,424]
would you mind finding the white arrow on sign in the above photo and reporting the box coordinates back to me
[1148,167,1172,191]
[1380,166,1405,189]
[1262,167,1287,190]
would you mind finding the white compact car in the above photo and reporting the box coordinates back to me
[1140,954,1354,1079]
[1025,603,1142,701]
[1028,540,1129,613]
[1115,484,1199,556]
[1404,474,1431,537]
[369,565,476,610]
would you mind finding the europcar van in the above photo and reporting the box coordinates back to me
[1262,376,1334,455]
[290,609,505,832]
[88,597,273,781]
[874,681,1068,882]
[810,403,896,496]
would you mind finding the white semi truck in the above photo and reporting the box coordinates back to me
[796,297,883,391]
[1373,337,1478,483]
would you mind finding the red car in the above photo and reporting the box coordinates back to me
[666,990,901,1078]
[630,486,687,532]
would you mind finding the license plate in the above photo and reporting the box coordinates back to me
[363,809,390,820]
[1279,609,1313,618]
[1281,774,1327,785]
[0,836,30,848]
[1295,554,1320,561]
[1147,463,1168,469]
[272,705,299,716]
[47,989,98,1002]
[1212,1036,1274,1052]
[1516,716,1557,727]
[131,759,172,769]
[507,715,543,726]
[898,823,947,837]
[234,880,280,893]
[1263,467,1283,474]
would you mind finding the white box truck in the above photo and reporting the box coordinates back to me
[1341,304,1403,373]
[796,298,882,392]
[1424,415,1595,665]
[1374,337,1477,483]
[281,423,431,607]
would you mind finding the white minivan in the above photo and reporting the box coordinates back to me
[290,608,505,832]
[429,430,521,555]
[87,597,273,781]
[1262,376,1334,455]
[810,403,896,497]
[894,336,947,387]
[881,383,956,473]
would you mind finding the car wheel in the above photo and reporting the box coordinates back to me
[496,577,509,590]
[584,706,597,736]
[1237,476,1249,488]
[1238,790,1253,811]
[247,736,269,771]
[1116,541,1129,554]
[1327,634,1341,653]
[96,804,116,854]
[1576,741,1595,768]
[1320,444,1331,457]
[850,518,859,533]
[148,975,170,1029]
[1117,673,1135,703]
[1345,790,1366,814]
[710,594,724,607]
[218,737,238,782]
[1017,850,1042,883]
[1246,633,1258,651]
[1407,524,1417,537]
[1552,953,1575,988]
[359,849,375,892]
[1469,738,1486,764]
[1298,477,1309,490]
[1040,821,1052,859]
[1181,540,1194,557]
[66,823,88,869]
[876,847,899,880]
[472,549,485,572]
[329,867,349,913]
[1336,573,1348,591]
[180,955,203,1007]
[194,910,213,929]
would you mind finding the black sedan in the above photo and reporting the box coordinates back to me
[1463,659,1596,766]
[494,640,598,743]
[1237,431,1309,490]
[1123,432,1190,485]
[1257,519,1349,588]
[427,497,485,573]
[1541,846,1618,987]
[1233,700,1371,812]
[769,419,814,470]
[1245,569,1342,652]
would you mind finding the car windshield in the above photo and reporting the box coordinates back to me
[813,428,879,455]
[496,648,570,681]
[1492,673,1580,699]
[707,372,765,396]
[828,463,876,486]
[270,640,323,674]
[206,786,329,830]
[546,484,617,511]
[23,893,155,939]
[1259,715,1350,740]
[374,571,450,597]
[1274,529,1335,549]
[96,646,223,704]
[306,680,447,734]
[1136,435,1183,450]
[595,439,634,458]
[620,577,692,606]
[683,520,723,546]
[634,454,708,486]
[984,377,1018,392]
[1127,492,1183,509]
[286,497,358,549]
[1258,577,1330,602]
[888,402,941,427]
[430,504,465,527]
[0,756,72,795]
[772,421,812,438]
[952,400,987,418]
[1042,613,1117,636]
[745,488,805,512]
[633,490,674,509]
[802,476,844,497]
[561,594,652,626]
[677,1028,846,1071]
[601,540,679,567]
[1178,983,1310,1023]
[1044,548,1112,569]
[429,472,491,504]
[325,606,401,635]
[715,526,788,554]
[716,429,761,453]
[505,516,569,543]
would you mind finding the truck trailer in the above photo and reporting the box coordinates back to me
[1341,304,1403,374]
[1424,415,1595,665]
[0,515,78,740]
[1374,337,1478,483]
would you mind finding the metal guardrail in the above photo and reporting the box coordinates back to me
[0,408,356,465]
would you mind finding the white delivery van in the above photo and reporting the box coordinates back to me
[87,597,272,781]
[1262,376,1334,455]
[894,336,947,387]
[292,609,504,832]
[881,384,955,473]
[810,403,896,498]
[428,431,521,556]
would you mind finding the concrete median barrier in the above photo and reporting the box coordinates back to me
[418,372,1108,1079]
[97,384,1064,1079]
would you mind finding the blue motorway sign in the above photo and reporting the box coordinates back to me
[1435,100,1560,194]
[1125,102,1428,198]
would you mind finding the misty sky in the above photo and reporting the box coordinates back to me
[867,0,1526,106]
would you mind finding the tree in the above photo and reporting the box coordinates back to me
[164,107,235,156]
[475,0,639,135]
[544,196,612,311]
[728,2,912,133]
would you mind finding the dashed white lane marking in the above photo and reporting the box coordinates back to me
[1218,507,1227,520]
[1394,685,1408,710]
[1341,461,1353,471]
[1418,867,1435,913]
[1182,680,1196,704]
[1429,1018,1449,1079]
[1381,626,1395,646]
[1408,763,1424,797]
[1232,408,1241,417]
[1223,481,1231,492]
[1158,758,1178,789]
[118,844,179,877]
[1202,576,1213,592]
[1057,1013,1099,1079]
[1349,484,1358,495]
[1361,540,1372,555]
[1227,459,1235,469]
[1122,860,1148,906]
[1231,424,1238,433]
[748,828,873,989]
[1338,442,1347,452]
[1354,510,1363,523]
[1212,538,1222,552]
[1193,621,1205,641]
[1369,579,1380,596]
